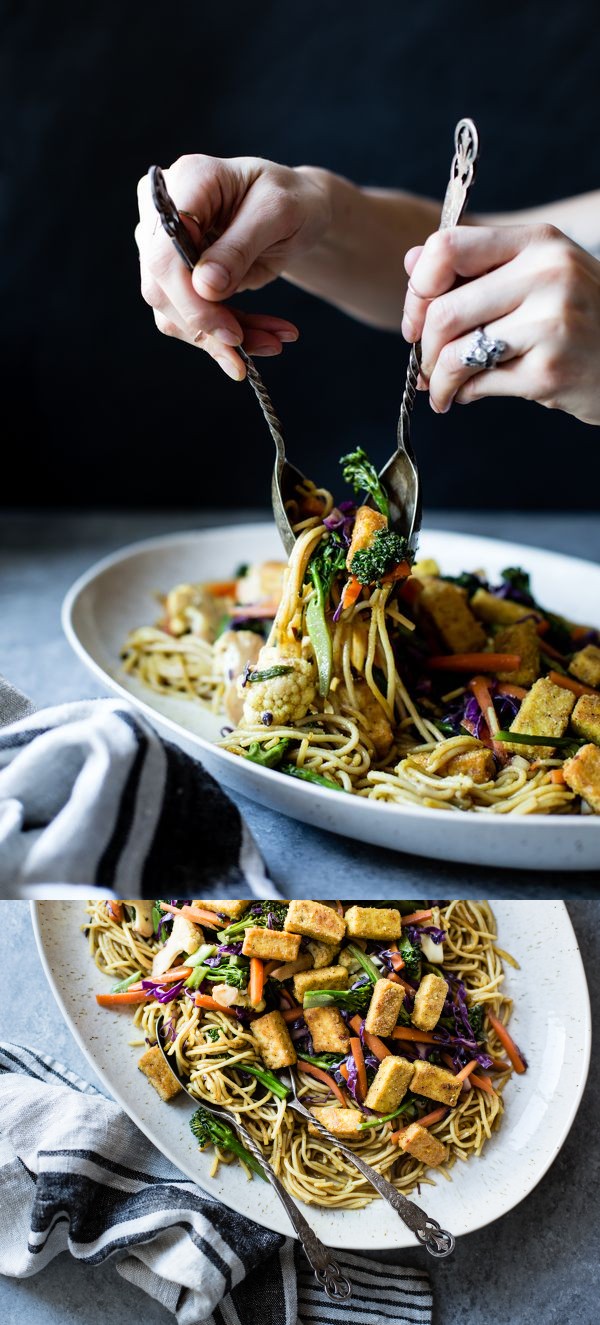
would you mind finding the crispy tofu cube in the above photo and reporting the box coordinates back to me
[563,744,600,813]
[494,620,540,688]
[419,579,487,653]
[284,899,346,945]
[250,1010,297,1069]
[241,928,301,961]
[409,1061,462,1107]
[344,907,401,940]
[152,915,203,978]
[411,746,496,783]
[307,939,341,969]
[304,1006,350,1054]
[397,1122,448,1167]
[293,965,349,1001]
[138,1045,182,1101]
[193,899,250,920]
[364,1056,413,1113]
[364,978,405,1036]
[569,645,600,689]
[505,677,575,759]
[571,695,600,746]
[411,974,448,1032]
[309,1106,364,1138]
[471,588,542,627]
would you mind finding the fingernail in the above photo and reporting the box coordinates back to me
[276,330,299,342]
[254,345,281,356]
[196,261,230,292]
[214,327,242,346]
[215,355,244,381]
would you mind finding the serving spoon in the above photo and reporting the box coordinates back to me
[156,1021,352,1302]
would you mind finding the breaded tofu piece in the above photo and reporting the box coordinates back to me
[494,619,540,688]
[337,680,394,759]
[241,927,301,962]
[364,1056,413,1113]
[419,579,486,654]
[571,694,600,746]
[396,1122,448,1167]
[470,588,542,627]
[304,1006,350,1055]
[409,1061,462,1107]
[192,900,250,920]
[307,939,341,969]
[411,746,496,784]
[344,907,402,941]
[411,974,448,1032]
[251,1010,297,1069]
[309,1107,364,1138]
[563,744,600,813]
[138,1045,182,1102]
[569,644,600,689]
[504,677,576,759]
[152,915,203,979]
[293,965,349,1001]
[284,899,346,946]
[365,978,405,1036]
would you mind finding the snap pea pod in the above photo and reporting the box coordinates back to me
[306,565,333,698]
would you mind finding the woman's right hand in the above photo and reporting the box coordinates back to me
[135,154,331,379]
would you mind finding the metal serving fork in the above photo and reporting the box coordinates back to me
[379,117,480,551]
[149,165,306,556]
[156,1024,351,1301]
[281,1067,455,1257]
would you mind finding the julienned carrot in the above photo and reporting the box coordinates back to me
[263,960,281,978]
[380,560,411,585]
[96,989,150,1006]
[389,952,406,972]
[426,653,522,673]
[496,682,528,700]
[204,579,237,597]
[340,575,362,611]
[487,1011,527,1074]
[297,1060,347,1106]
[159,902,221,928]
[400,909,433,925]
[364,1031,393,1060]
[393,973,418,995]
[538,638,567,662]
[390,1106,447,1142]
[548,670,598,699]
[453,1059,479,1083]
[249,957,265,1007]
[106,901,124,923]
[470,1072,496,1095]
[391,1027,438,1044]
[349,1037,367,1103]
[281,1004,304,1023]
[550,768,566,785]
[195,993,231,1012]
[469,674,507,760]
[149,965,192,984]
[338,1063,350,1081]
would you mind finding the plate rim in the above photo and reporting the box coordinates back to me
[61,522,600,838]
[30,899,592,1250]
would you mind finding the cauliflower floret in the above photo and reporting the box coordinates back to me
[236,561,286,606]
[239,647,316,726]
[164,584,221,640]
[214,629,263,724]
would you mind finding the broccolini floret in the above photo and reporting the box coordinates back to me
[340,446,390,518]
[189,1106,265,1177]
[350,528,410,585]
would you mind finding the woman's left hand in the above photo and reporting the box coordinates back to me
[401,224,600,425]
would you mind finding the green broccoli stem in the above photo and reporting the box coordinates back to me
[232,1062,290,1100]
[280,763,342,791]
[189,1107,266,1178]
[111,969,143,993]
[358,1100,418,1129]
[243,738,291,769]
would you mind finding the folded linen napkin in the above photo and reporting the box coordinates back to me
[0,1043,433,1325]
[0,674,275,898]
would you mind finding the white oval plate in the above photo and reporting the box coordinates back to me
[31,899,591,1250]
[62,524,600,870]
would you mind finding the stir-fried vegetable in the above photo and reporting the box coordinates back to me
[303,984,372,1015]
[340,447,390,519]
[243,738,292,768]
[189,1105,265,1177]
[350,528,410,585]
[280,763,343,791]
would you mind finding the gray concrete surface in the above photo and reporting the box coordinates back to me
[1,510,599,899]
[0,899,597,1324]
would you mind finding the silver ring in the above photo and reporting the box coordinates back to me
[461,326,507,369]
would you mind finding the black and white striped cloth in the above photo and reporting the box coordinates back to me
[0,1043,433,1325]
[0,674,275,898]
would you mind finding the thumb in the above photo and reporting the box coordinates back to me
[192,185,291,300]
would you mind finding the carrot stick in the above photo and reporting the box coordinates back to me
[400,909,433,925]
[470,1072,496,1095]
[249,957,265,1007]
[390,1106,448,1142]
[349,1036,367,1103]
[298,1060,347,1106]
[488,1057,511,1072]
[496,682,528,699]
[548,670,598,699]
[389,952,406,971]
[340,575,362,611]
[426,653,522,673]
[469,675,508,760]
[363,1031,393,1061]
[106,901,124,923]
[453,1059,479,1083]
[391,973,418,995]
[380,560,411,585]
[550,768,566,785]
[391,1027,439,1044]
[338,1062,350,1081]
[487,1011,527,1074]
[194,994,232,1012]
[149,965,193,984]
[281,1005,304,1023]
[96,989,150,1007]
[262,960,281,978]
[159,902,219,928]
[204,579,237,597]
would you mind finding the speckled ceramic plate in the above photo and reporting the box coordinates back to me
[31,900,591,1251]
[61,525,600,871]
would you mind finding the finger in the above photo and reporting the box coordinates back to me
[419,258,527,383]
[154,313,245,381]
[236,311,299,342]
[427,311,527,412]
[402,225,537,342]
[192,178,300,301]
[455,355,536,405]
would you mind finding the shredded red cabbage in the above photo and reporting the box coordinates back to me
[141,978,186,1003]
[217,942,244,956]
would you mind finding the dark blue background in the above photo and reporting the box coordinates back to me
[3,0,598,509]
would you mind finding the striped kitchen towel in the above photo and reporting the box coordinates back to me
[0,1043,433,1325]
[0,674,275,898]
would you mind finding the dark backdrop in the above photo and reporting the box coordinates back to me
[3,0,599,510]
